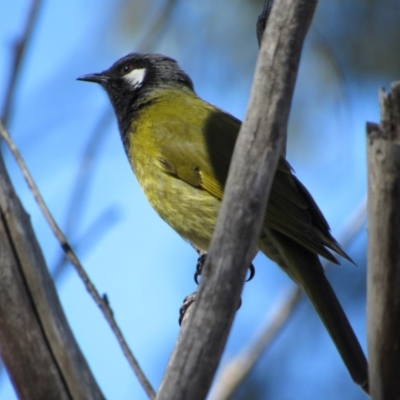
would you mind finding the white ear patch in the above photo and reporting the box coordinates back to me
[123,68,146,89]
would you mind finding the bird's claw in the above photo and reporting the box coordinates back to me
[193,254,255,284]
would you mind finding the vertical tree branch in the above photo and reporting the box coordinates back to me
[367,82,400,400]
[156,1,318,399]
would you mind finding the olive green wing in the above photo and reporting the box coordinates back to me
[267,160,352,263]
[155,103,233,200]
[155,101,349,263]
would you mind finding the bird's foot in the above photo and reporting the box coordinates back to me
[194,253,255,284]
[180,252,254,324]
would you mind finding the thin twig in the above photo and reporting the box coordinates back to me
[209,197,367,400]
[2,0,42,126]
[0,119,156,400]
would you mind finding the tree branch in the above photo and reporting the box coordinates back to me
[0,126,104,399]
[156,1,318,399]
[367,82,400,400]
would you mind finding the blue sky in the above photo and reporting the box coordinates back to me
[0,1,388,399]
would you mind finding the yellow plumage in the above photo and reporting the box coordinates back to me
[78,53,369,393]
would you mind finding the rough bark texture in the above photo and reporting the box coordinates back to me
[367,82,400,400]
[156,1,318,399]
[0,149,104,399]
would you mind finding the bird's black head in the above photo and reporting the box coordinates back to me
[78,53,194,132]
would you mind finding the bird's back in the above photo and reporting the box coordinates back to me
[125,87,350,263]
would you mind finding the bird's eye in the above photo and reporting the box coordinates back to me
[121,64,133,75]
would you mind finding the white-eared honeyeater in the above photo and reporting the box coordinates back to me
[78,53,368,392]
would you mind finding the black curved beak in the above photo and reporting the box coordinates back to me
[77,73,109,84]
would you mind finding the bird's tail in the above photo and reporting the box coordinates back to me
[260,230,369,394]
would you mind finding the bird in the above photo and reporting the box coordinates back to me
[78,53,369,393]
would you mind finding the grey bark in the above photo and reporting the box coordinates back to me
[156,1,318,399]
[367,82,400,400]
[0,142,104,399]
